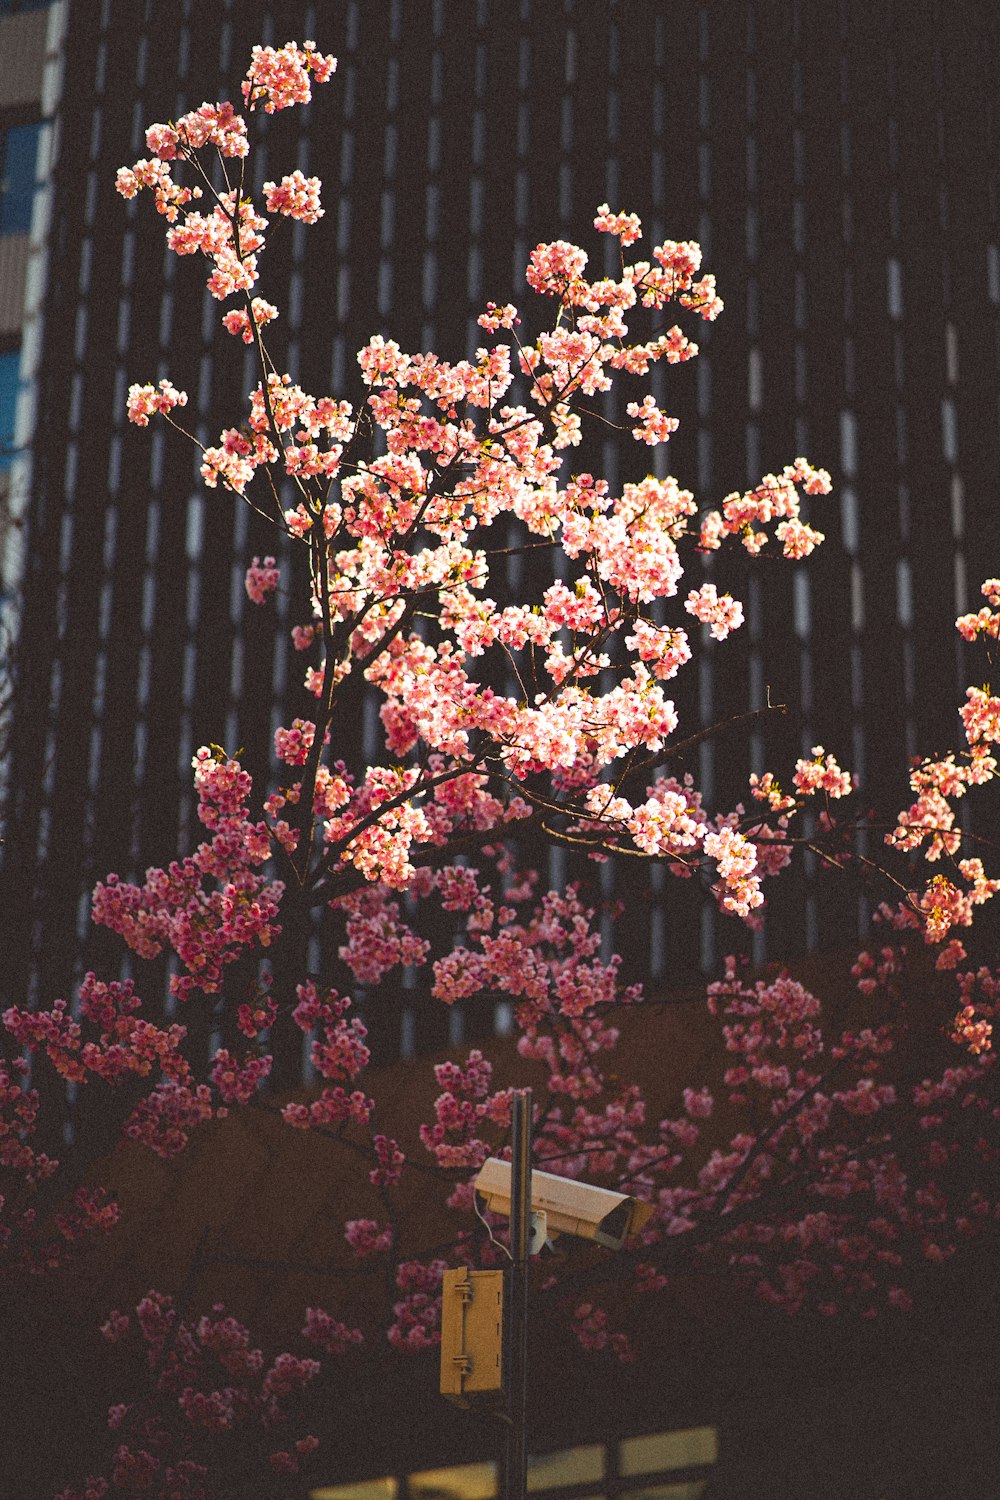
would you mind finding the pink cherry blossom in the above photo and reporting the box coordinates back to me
[126,380,188,426]
[626,394,679,444]
[264,169,323,222]
[594,202,643,246]
[793,746,854,799]
[244,555,279,603]
[685,582,745,640]
[242,41,336,114]
[224,297,278,342]
[956,578,1000,640]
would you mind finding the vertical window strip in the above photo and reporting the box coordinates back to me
[745,11,759,483]
[377,25,400,321]
[177,481,204,852]
[790,10,806,407]
[598,8,622,497]
[927,9,966,633]
[505,0,531,725]
[421,0,445,348]
[605,7,619,218]
[789,0,816,947]
[466,5,488,348]
[225,495,248,762]
[837,5,865,827]
[512,25,530,280]
[330,0,358,389]
[694,4,711,495]
[650,11,665,227]
[873,12,916,828]
[695,0,714,972]
[695,3,710,261]
[559,0,575,223]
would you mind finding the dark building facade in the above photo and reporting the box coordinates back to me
[3,0,999,1058]
[0,1,64,665]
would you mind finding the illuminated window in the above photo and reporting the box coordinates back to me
[312,1481,398,1500]
[623,1488,705,1500]
[619,1427,718,1476]
[528,1444,603,1491]
[310,1425,717,1500]
[412,1462,496,1500]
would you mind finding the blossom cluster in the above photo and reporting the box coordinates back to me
[388,1259,448,1351]
[116,38,843,930]
[242,40,336,113]
[126,380,188,426]
[698,459,831,556]
[55,1292,341,1497]
[386,923,1000,1332]
[0,1058,122,1273]
[880,599,1000,977]
[278,980,375,1132]
[955,577,1000,641]
[90,749,284,1002]
[244,554,279,603]
[685,582,745,641]
[5,973,179,1083]
[223,297,278,343]
[264,169,323,223]
[116,41,335,369]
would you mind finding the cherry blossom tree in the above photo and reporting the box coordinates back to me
[4,40,1000,1499]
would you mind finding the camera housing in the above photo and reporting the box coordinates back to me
[474,1157,653,1251]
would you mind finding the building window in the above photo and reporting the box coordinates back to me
[0,120,42,234]
[0,345,20,466]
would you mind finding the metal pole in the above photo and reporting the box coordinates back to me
[505,1087,532,1500]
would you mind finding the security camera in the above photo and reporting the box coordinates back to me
[474,1157,653,1252]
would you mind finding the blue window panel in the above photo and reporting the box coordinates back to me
[0,122,43,235]
[0,349,21,468]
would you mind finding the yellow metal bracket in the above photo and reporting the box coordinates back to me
[439,1268,505,1407]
